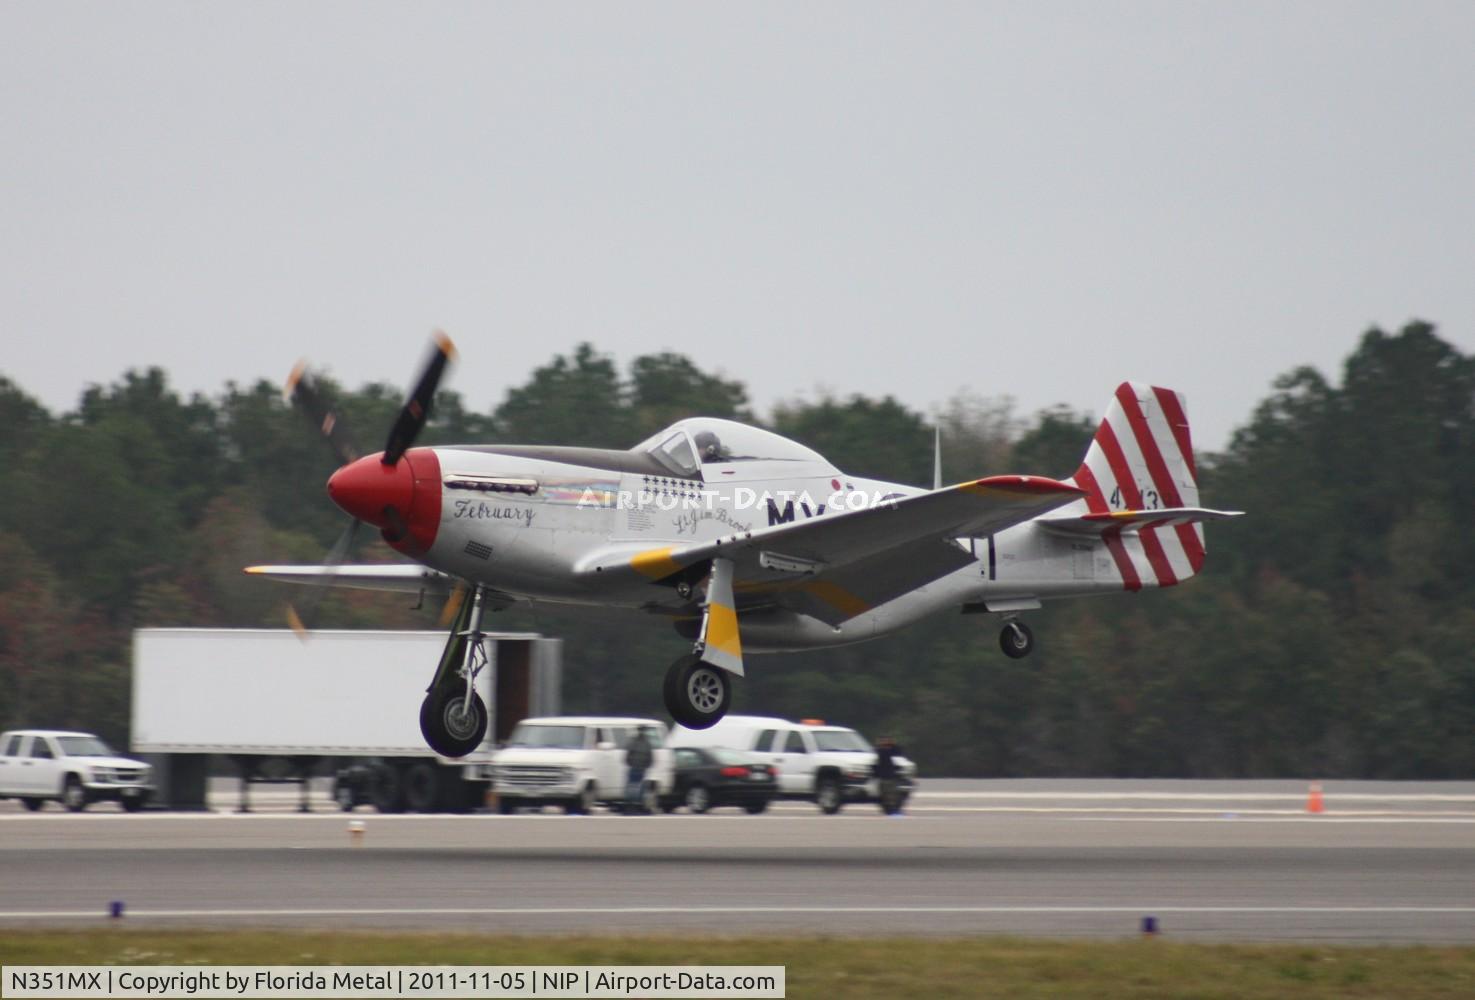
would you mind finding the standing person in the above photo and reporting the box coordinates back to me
[874,737,904,815]
[624,727,654,814]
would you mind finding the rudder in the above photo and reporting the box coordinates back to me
[1066,383,1206,588]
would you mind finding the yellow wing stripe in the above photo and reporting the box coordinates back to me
[800,580,872,619]
[630,546,683,580]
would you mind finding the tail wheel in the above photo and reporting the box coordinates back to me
[663,655,732,729]
[1000,620,1035,659]
[420,687,489,757]
[19,797,43,812]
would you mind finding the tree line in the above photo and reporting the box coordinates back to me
[1,321,1471,778]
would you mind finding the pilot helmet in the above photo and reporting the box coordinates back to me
[693,430,723,459]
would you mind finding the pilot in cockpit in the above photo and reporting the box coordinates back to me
[693,430,725,462]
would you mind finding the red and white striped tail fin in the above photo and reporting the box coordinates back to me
[1065,383,1206,590]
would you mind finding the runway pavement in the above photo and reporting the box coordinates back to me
[1,780,1472,942]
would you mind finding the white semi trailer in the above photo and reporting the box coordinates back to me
[131,628,560,813]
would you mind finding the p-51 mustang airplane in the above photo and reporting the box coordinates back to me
[249,335,1240,756]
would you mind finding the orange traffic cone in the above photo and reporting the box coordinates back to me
[1306,781,1325,814]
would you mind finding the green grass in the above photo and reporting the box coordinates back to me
[3,931,1475,998]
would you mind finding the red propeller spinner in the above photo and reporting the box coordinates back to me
[326,454,414,528]
[326,448,441,555]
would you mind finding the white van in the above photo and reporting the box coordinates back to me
[668,715,916,814]
[486,716,674,814]
[0,730,155,812]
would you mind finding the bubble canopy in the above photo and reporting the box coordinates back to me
[636,418,834,477]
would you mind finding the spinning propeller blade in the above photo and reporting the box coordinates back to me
[284,361,359,467]
[383,330,457,466]
[436,582,469,629]
[284,516,364,637]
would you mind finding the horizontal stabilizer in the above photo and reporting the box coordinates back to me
[1040,507,1243,536]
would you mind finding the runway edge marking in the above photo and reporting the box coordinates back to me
[3,905,1475,920]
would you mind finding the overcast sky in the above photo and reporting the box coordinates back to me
[3,2,1471,453]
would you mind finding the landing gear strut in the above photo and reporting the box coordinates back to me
[663,654,732,730]
[999,619,1035,659]
[664,558,741,729]
[420,584,490,757]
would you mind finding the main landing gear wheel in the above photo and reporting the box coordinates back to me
[1000,620,1035,659]
[419,687,489,758]
[663,654,732,730]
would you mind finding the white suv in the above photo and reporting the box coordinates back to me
[0,730,155,812]
[669,715,917,814]
[486,717,673,814]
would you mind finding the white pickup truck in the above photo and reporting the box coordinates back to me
[670,715,917,814]
[0,730,155,812]
[485,716,674,814]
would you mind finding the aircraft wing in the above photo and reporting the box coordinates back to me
[244,564,459,595]
[585,475,1084,624]
[743,536,983,625]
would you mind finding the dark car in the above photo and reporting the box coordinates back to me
[661,747,777,814]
